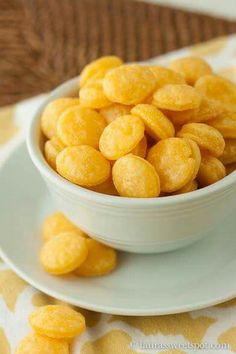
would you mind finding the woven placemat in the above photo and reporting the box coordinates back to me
[1,0,236,106]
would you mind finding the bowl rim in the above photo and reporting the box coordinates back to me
[27,76,236,207]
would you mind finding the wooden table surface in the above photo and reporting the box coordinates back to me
[1,0,236,106]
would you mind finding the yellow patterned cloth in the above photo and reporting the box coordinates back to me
[1,36,236,354]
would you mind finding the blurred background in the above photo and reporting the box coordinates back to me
[1,0,236,106]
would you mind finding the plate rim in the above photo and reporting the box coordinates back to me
[0,247,236,316]
[0,143,236,316]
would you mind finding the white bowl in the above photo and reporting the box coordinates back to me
[27,77,236,253]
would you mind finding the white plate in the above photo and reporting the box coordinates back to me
[0,144,236,316]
